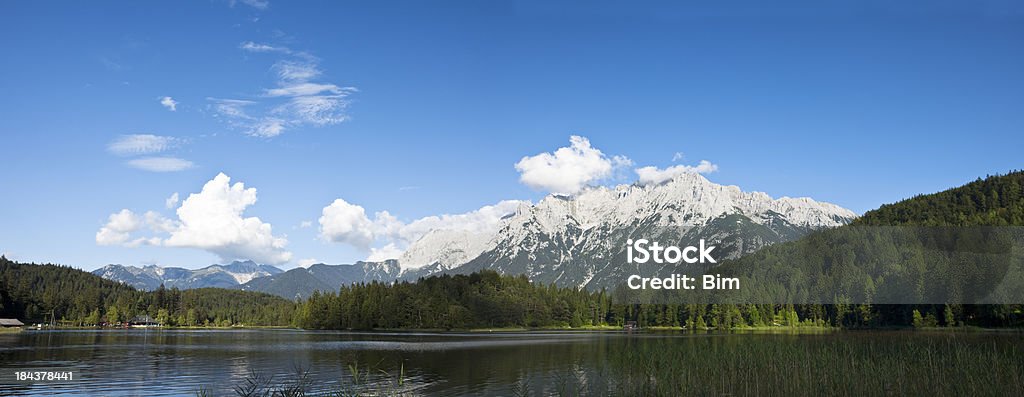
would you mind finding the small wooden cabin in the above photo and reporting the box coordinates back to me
[0,318,25,328]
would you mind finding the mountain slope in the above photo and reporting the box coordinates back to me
[705,171,1024,305]
[402,173,856,289]
[855,170,1024,226]
[239,260,401,300]
[92,260,283,290]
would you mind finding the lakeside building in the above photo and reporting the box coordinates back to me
[128,315,160,328]
[0,318,25,328]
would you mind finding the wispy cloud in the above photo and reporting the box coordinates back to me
[108,134,179,156]
[209,43,355,138]
[230,0,269,10]
[251,118,287,138]
[240,41,289,54]
[208,98,255,119]
[159,96,178,111]
[165,192,180,209]
[127,157,195,172]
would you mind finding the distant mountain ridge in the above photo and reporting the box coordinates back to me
[92,260,283,290]
[238,260,401,300]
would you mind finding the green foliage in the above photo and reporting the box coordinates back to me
[297,270,609,330]
[0,257,295,327]
[856,170,1024,227]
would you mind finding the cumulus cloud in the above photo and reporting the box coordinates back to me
[382,200,524,246]
[159,96,178,111]
[107,134,179,155]
[95,173,292,265]
[163,173,291,264]
[96,209,142,246]
[296,258,320,268]
[127,157,195,172]
[635,160,719,185]
[318,199,376,248]
[515,136,631,195]
[95,209,167,247]
[367,244,403,262]
[318,199,526,262]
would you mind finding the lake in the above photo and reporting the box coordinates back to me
[1,329,1022,396]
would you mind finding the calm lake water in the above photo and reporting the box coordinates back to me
[0,329,1022,396]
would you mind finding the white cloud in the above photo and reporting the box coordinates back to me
[94,209,166,248]
[264,82,344,97]
[318,198,526,262]
[299,220,312,228]
[210,46,354,138]
[274,60,321,81]
[250,117,287,138]
[367,243,403,262]
[240,41,288,53]
[296,258,320,268]
[635,160,719,185]
[318,199,376,249]
[281,94,352,125]
[165,193,180,209]
[383,200,524,246]
[159,96,178,111]
[96,209,142,246]
[107,134,179,155]
[127,157,195,172]
[163,173,291,264]
[208,98,255,119]
[672,152,684,162]
[515,135,631,195]
[231,0,269,10]
[95,173,292,265]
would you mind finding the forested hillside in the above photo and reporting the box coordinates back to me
[298,270,609,330]
[0,257,295,326]
[702,171,1024,327]
[855,170,1024,226]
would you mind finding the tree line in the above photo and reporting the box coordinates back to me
[0,257,295,327]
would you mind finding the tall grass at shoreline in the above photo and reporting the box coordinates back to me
[205,331,1023,396]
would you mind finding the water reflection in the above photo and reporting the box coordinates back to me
[0,329,1020,396]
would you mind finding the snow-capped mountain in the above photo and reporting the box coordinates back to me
[92,260,283,290]
[398,229,494,270]
[401,173,856,289]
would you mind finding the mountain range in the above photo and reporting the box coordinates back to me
[94,173,857,299]
[92,260,283,290]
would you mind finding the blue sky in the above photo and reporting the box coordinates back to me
[1,1,1022,270]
